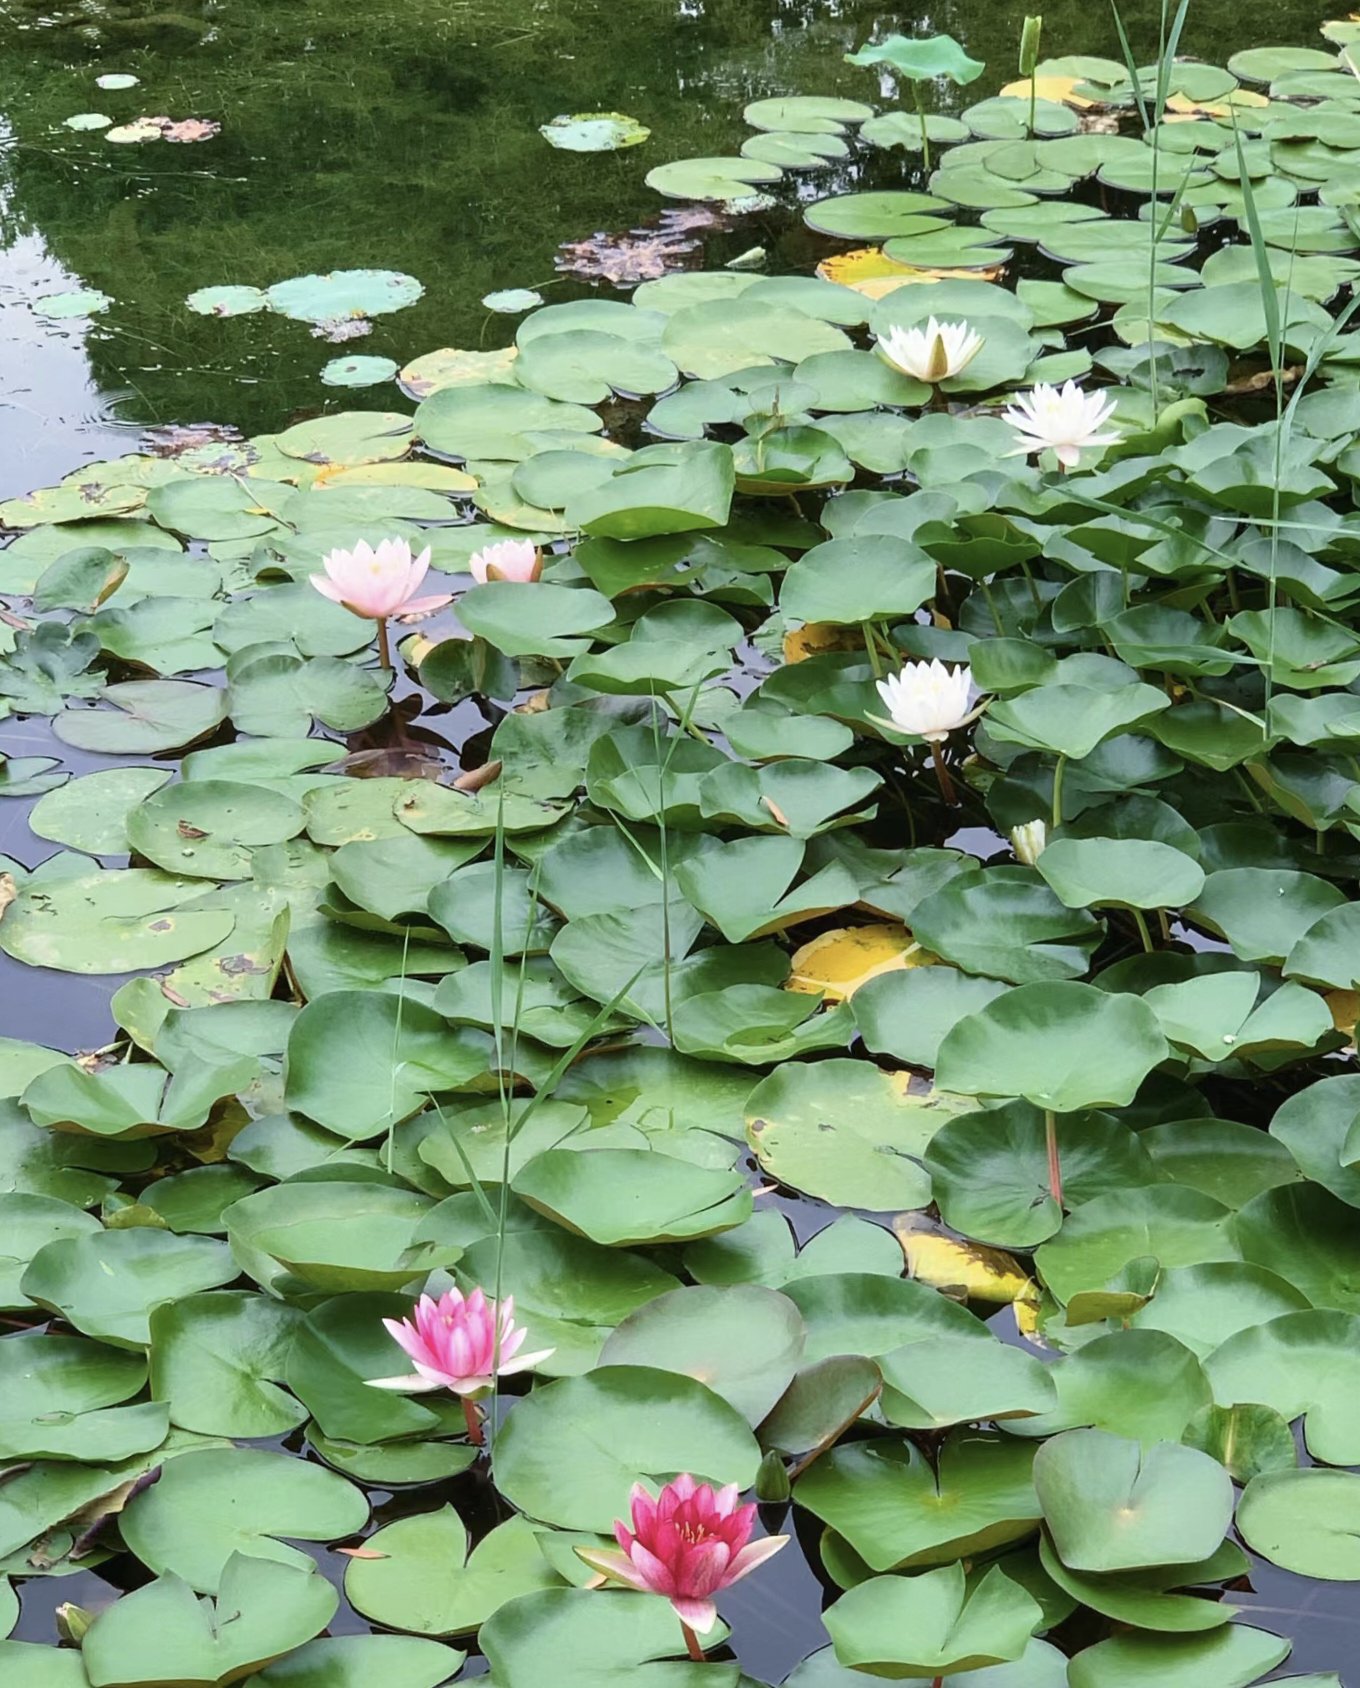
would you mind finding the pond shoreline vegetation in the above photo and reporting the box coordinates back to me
[4,1,1360,1685]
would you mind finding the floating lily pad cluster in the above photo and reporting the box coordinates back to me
[6,14,1360,1688]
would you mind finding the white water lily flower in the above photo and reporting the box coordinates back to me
[1010,819,1048,866]
[1002,379,1120,470]
[875,659,974,743]
[876,317,984,384]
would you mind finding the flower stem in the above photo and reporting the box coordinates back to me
[462,1396,484,1446]
[862,621,882,678]
[1051,755,1067,828]
[681,1623,705,1662]
[911,81,932,171]
[930,742,958,808]
[376,616,392,671]
[1131,906,1154,953]
[1044,1109,1065,1210]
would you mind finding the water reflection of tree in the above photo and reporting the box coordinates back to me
[0,0,1330,437]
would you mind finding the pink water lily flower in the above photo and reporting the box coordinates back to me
[309,536,452,669]
[576,1474,788,1656]
[469,537,543,583]
[367,1287,553,1442]
[310,536,453,620]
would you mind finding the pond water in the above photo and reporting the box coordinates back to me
[5,0,1360,1686]
[0,0,1330,493]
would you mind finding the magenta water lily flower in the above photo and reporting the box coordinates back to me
[309,537,452,668]
[576,1475,788,1659]
[367,1286,553,1443]
[469,537,543,583]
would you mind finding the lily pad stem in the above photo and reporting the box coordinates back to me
[682,1623,705,1662]
[1044,1108,1065,1210]
[376,615,392,671]
[1051,755,1067,828]
[1131,906,1154,953]
[462,1397,484,1446]
[931,742,958,807]
[863,621,882,678]
[911,81,932,171]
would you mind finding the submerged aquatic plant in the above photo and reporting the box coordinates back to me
[576,1475,788,1659]
[1002,380,1120,470]
[469,537,544,584]
[309,536,452,669]
[367,1286,553,1443]
[876,318,983,383]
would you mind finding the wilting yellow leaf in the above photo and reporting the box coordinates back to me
[313,461,477,493]
[783,621,861,663]
[817,246,1005,297]
[787,923,933,1001]
[1327,989,1359,1041]
[999,74,1100,108]
[0,873,15,923]
[398,345,519,399]
[1165,88,1269,116]
[893,1214,1037,1306]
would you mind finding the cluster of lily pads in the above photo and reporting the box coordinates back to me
[6,13,1360,1688]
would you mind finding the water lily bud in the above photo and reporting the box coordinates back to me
[1019,15,1042,76]
[55,1603,94,1644]
[755,1449,793,1503]
[1011,818,1048,866]
[1180,202,1199,236]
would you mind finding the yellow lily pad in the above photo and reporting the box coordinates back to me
[893,1213,1037,1306]
[787,923,934,1001]
[1165,88,1269,117]
[312,461,478,493]
[782,621,863,663]
[1327,988,1358,1041]
[398,345,520,400]
[1000,75,1100,109]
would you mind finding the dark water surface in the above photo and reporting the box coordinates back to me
[0,0,1355,1680]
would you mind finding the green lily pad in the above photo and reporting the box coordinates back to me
[492,1365,761,1530]
[346,1509,564,1634]
[744,1058,946,1210]
[540,111,651,151]
[21,1226,236,1347]
[824,1562,1039,1678]
[119,1445,367,1592]
[798,1431,1040,1572]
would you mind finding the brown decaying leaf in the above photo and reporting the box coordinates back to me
[0,873,16,923]
[556,206,724,287]
[453,758,502,793]
[337,1544,389,1560]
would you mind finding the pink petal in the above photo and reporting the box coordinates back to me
[364,1373,444,1392]
[309,573,348,605]
[630,1540,678,1596]
[726,1534,789,1584]
[397,591,454,617]
[678,1538,731,1598]
[670,1597,719,1635]
[575,1546,651,1590]
[497,1346,555,1376]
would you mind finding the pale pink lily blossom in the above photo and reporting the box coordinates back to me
[309,536,453,619]
[576,1474,788,1655]
[468,537,543,584]
[367,1287,553,1442]
[309,537,452,668]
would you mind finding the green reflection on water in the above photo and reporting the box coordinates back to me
[0,0,1334,437]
